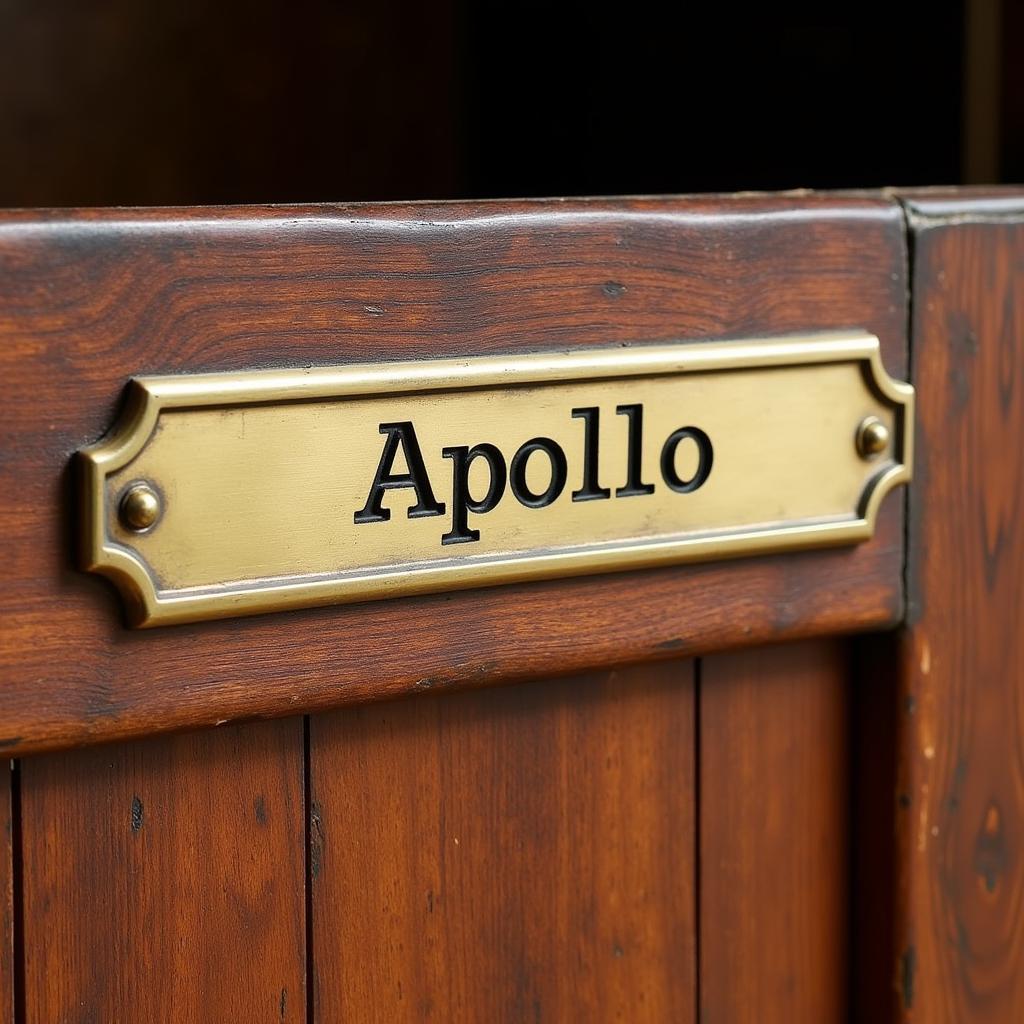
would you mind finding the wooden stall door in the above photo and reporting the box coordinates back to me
[5,189,1022,1021]
[0,192,905,1023]
[12,644,853,1024]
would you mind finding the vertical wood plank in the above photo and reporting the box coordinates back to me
[0,763,12,1024]
[310,663,697,1023]
[699,640,850,1022]
[894,209,1024,1021]
[19,719,306,1023]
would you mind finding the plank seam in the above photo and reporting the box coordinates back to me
[694,658,703,1024]
[303,717,315,1024]
[9,762,24,1024]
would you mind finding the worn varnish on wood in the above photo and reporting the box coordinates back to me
[18,720,306,1023]
[889,194,1024,1022]
[9,188,1024,1022]
[0,196,908,754]
[0,768,12,1024]
[310,662,697,1022]
[11,641,869,1023]
[700,641,850,1022]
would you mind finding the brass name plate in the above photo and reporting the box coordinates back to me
[79,332,913,627]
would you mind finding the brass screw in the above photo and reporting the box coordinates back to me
[119,483,162,532]
[857,416,890,458]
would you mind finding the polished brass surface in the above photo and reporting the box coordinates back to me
[78,332,914,627]
[118,483,162,532]
[857,415,891,457]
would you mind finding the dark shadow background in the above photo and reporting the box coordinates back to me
[0,0,1017,208]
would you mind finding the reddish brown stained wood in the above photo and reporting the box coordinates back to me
[0,765,12,1024]
[898,189,1024,219]
[891,206,1024,1020]
[310,662,696,1022]
[18,718,306,1023]
[0,196,908,753]
[699,640,850,1022]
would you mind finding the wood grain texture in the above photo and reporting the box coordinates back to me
[18,718,306,1023]
[0,196,908,754]
[310,662,696,1022]
[699,640,850,1022]
[0,765,12,1024]
[891,203,1024,1020]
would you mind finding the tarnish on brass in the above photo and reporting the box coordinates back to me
[78,331,914,628]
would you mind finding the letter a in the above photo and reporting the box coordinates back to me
[354,421,446,524]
